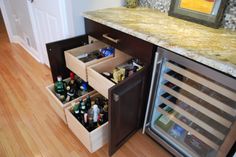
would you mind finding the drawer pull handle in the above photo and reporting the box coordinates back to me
[102,34,120,43]
[113,94,120,102]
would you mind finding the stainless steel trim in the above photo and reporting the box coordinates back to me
[102,34,119,43]
[142,52,162,134]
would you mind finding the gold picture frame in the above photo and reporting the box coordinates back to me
[168,0,228,28]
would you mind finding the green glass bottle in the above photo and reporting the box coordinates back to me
[72,102,80,120]
[85,95,91,110]
[54,76,66,102]
[79,101,87,125]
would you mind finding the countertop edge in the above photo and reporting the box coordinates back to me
[83,13,236,78]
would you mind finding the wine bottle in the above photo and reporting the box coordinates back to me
[87,107,94,131]
[65,85,76,102]
[79,101,87,125]
[72,102,80,121]
[54,76,66,102]
[85,95,91,110]
[68,72,77,91]
[102,101,109,122]
[95,97,102,108]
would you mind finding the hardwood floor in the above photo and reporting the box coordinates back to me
[0,11,172,157]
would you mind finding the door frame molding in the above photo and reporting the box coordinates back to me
[26,0,44,64]
[0,0,14,42]
[26,0,71,66]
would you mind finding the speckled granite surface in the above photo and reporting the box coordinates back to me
[139,0,236,31]
[83,7,236,78]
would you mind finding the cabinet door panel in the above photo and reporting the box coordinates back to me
[108,67,147,156]
[46,35,88,82]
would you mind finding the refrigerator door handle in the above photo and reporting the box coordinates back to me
[142,51,162,134]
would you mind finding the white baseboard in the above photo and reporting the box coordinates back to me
[12,35,42,63]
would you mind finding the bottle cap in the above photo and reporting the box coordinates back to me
[70,72,75,80]
[57,76,62,81]
[81,83,88,91]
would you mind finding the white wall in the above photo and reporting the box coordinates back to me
[1,0,123,64]
[3,0,36,49]
[69,0,124,36]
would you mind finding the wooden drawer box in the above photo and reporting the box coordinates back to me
[46,78,96,123]
[65,93,109,153]
[87,50,132,99]
[64,40,114,81]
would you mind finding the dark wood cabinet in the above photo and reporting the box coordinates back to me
[108,66,148,155]
[46,18,156,156]
[46,35,89,82]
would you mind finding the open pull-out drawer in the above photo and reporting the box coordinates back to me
[46,22,153,155]
[46,78,96,123]
[64,39,115,81]
[87,50,133,99]
[65,92,108,153]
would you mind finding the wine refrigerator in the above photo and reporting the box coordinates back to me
[143,48,236,157]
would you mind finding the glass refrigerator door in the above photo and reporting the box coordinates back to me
[149,57,236,157]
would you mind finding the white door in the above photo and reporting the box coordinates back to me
[27,0,69,66]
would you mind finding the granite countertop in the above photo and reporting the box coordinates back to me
[83,7,236,78]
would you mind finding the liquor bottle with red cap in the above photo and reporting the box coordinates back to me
[68,72,77,91]
[65,72,78,102]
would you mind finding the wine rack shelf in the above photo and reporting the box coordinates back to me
[158,104,220,150]
[153,60,236,157]
[159,96,225,140]
[165,62,236,102]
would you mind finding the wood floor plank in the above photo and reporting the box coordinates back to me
[0,11,172,157]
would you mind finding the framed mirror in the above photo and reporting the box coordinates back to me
[168,0,228,28]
